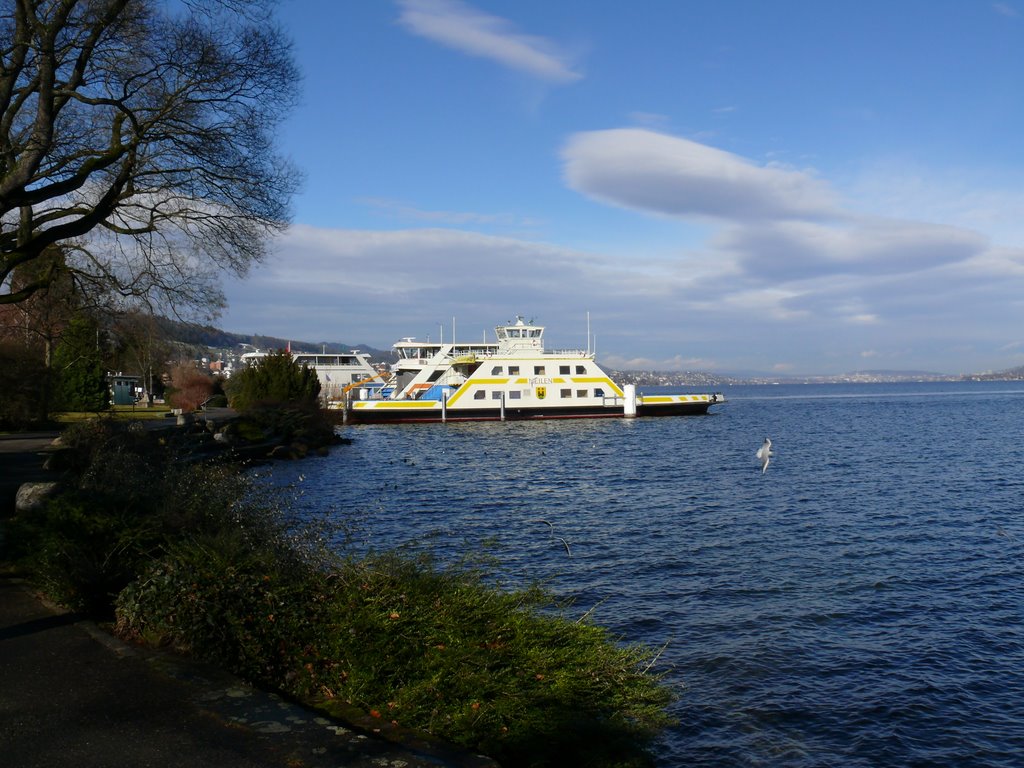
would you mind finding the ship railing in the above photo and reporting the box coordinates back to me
[543,348,589,357]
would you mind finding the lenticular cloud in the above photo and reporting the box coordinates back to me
[562,128,837,222]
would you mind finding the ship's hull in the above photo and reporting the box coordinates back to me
[345,394,719,424]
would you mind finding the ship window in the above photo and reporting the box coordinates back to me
[595,388,605,397]
[559,365,570,375]
[509,366,520,375]
[576,365,586,374]
[577,389,588,398]
[530,329,542,338]
[491,365,502,375]
[509,391,521,400]
[474,390,486,400]
[492,391,503,400]
[534,365,545,375]
[350,374,362,383]
[509,329,521,338]
[560,388,572,398]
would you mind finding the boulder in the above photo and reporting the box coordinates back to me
[15,482,61,513]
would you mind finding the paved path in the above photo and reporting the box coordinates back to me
[0,428,497,768]
[0,577,496,768]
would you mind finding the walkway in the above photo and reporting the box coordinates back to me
[0,430,497,768]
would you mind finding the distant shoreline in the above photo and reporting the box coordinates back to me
[612,370,1024,387]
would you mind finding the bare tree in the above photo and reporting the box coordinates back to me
[0,245,80,364]
[0,0,300,317]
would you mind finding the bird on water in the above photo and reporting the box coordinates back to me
[757,437,774,474]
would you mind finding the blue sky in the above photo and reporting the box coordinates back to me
[220,0,1024,375]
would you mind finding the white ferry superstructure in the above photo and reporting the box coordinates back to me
[240,348,385,402]
[343,317,723,423]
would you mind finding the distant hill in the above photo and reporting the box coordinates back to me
[153,317,1024,381]
[155,317,393,363]
[970,365,1024,381]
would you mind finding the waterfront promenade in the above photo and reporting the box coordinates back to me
[0,433,496,768]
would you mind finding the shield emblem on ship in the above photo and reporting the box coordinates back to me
[536,386,546,400]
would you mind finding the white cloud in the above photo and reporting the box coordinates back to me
[220,128,1024,377]
[562,129,993,288]
[718,218,988,280]
[554,127,1024,372]
[397,0,582,83]
[562,128,838,221]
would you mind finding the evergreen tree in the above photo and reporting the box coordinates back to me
[53,316,109,412]
[227,351,321,411]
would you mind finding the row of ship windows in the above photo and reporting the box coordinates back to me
[322,374,367,384]
[473,388,606,400]
[490,364,588,375]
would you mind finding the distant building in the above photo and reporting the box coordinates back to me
[108,372,142,405]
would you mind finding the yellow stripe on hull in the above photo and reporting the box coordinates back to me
[352,400,439,409]
[641,394,712,403]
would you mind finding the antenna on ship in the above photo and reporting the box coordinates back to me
[586,311,591,355]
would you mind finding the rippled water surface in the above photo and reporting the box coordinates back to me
[269,382,1024,766]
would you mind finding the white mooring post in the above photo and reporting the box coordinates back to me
[500,391,506,421]
[623,384,638,418]
[442,392,447,423]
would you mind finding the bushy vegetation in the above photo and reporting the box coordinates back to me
[52,315,109,412]
[117,547,673,766]
[7,420,248,614]
[166,363,217,412]
[227,350,321,411]
[9,421,674,766]
[0,340,51,428]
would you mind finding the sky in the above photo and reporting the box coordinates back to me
[219,0,1024,376]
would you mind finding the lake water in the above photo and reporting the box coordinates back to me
[268,381,1024,766]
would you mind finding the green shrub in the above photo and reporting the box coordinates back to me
[52,315,109,412]
[233,402,336,446]
[116,547,673,767]
[227,350,321,411]
[15,419,675,765]
[9,420,267,615]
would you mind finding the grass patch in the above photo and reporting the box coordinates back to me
[54,405,172,423]
[8,418,675,766]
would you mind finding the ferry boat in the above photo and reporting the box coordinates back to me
[343,317,723,423]
[240,348,386,403]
